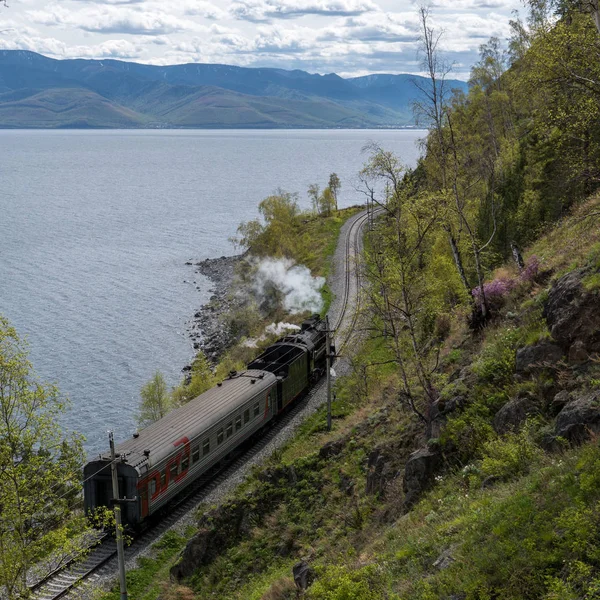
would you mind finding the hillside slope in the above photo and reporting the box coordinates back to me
[0,51,468,128]
[161,194,600,600]
[0,88,146,128]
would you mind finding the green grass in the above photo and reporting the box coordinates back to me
[527,194,600,276]
[137,193,600,600]
[98,531,188,600]
[582,272,600,292]
[296,206,362,311]
[371,442,600,600]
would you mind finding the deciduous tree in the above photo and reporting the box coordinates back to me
[307,183,320,214]
[232,190,300,257]
[0,316,87,598]
[171,352,215,406]
[138,371,171,427]
[328,173,341,211]
[318,187,336,216]
[360,146,442,437]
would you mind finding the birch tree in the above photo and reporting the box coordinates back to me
[361,147,442,438]
[138,371,172,427]
[0,316,87,599]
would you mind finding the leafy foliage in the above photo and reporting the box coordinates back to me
[137,371,172,427]
[232,190,300,258]
[171,352,215,406]
[0,316,88,599]
[307,564,390,600]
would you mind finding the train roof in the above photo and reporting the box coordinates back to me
[93,369,277,471]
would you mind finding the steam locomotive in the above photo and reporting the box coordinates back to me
[83,315,329,527]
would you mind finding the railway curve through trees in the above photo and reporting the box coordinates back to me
[33,207,373,600]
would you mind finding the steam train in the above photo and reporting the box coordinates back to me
[83,315,329,527]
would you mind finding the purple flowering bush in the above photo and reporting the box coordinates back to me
[520,255,540,282]
[472,277,517,302]
[472,256,541,308]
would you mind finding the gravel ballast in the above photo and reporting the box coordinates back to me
[72,209,368,598]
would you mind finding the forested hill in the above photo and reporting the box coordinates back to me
[157,5,600,600]
[0,50,468,128]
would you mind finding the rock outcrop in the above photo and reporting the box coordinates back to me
[293,561,315,591]
[403,447,441,510]
[515,342,563,374]
[493,396,537,434]
[171,458,322,583]
[319,439,345,459]
[170,499,256,582]
[544,266,600,357]
[365,448,396,497]
[555,392,600,444]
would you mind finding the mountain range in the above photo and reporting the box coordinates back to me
[0,51,468,129]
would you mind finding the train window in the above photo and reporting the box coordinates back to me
[244,409,250,424]
[235,415,242,431]
[192,445,200,464]
[160,470,166,488]
[150,480,156,495]
[169,462,178,480]
[181,455,189,471]
[254,402,260,417]
[217,429,224,444]
[203,439,210,456]
[226,422,233,438]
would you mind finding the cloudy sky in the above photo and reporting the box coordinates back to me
[0,0,524,78]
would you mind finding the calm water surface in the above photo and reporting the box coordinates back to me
[0,129,422,453]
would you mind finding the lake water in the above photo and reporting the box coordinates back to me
[0,129,423,454]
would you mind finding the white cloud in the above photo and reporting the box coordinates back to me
[231,0,378,22]
[320,12,419,42]
[435,12,514,51]
[28,5,201,35]
[68,0,146,4]
[5,0,524,77]
[0,35,143,59]
[428,0,509,8]
[180,0,228,19]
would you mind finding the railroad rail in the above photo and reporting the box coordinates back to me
[32,375,331,600]
[332,207,379,352]
[31,207,373,600]
[29,535,115,600]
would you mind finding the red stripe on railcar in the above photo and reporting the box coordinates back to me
[137,435,191,517]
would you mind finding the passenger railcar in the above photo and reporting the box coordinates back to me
[83,315,328,527]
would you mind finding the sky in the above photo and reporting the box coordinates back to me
[0,0,525,79]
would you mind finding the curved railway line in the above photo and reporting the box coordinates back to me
[30,207,374,600]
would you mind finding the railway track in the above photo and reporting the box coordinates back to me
[332,207,379,352]
[29,535,115,600]
[30,208,374,600]
[32,375,331,600]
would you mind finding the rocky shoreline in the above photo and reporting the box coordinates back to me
[184,253,245,368]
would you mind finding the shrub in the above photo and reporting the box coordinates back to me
[472,256,541,308]
[259,576,297,600]
[521,255,541,282]
[472,327,521,386]
[307,564,389,600]
[472,277,518,304]
[440,404,495,463]
[478,425,542,482]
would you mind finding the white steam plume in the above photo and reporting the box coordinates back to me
[265,322,301,336]
[254,258,325,314]
[244,322,301,348]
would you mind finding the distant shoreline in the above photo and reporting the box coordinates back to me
[0,126,423,131]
